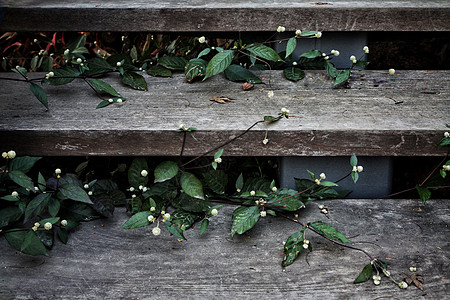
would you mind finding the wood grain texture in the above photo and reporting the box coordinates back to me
[0,70,448,157]
[1,1,449,32]
[0,199,448,299]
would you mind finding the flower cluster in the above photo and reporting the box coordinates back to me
[302,239,310,249]
[318,204,328,214]
[1,150,16,159]
[352,165,364,173]
[330,49,340,56]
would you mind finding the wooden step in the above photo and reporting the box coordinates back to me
[1,199,448,299]
[1,1,449,32]
[0,70,448,157]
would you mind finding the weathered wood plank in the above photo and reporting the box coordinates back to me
[0,199,448,299]
[1,1,449,32]
[0,70,448,157]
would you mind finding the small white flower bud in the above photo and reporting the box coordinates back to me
[116,98,123,103]
[318,204,325,209]
[76,58,82,63]
[121,35,126,41]
[139,185,143,190]
[398,281,408,289]
[262,138,269,145]
[409,266,417,272]
[277,26,286,33]
[357,166,364,172]
[250,190,256,196]
[141,170,148,177]
[267,91,274,98]
[331,49,340,56]
[108,98,113,103]
[55,168,61,174]
[350,55,357,63]
[142,187,148,192]
[2,152,7,158]
[389,68,395,75]
[373,279,381,285]
[315,32,322,38]
[214,157,222,163]
[163,213,171,220]
[295,29,302,36]
[319,173,326,180]
[260,211,267,217]
[61,220,68,226]
[443,165,450,171]
[444,132,449,138]
[292,62,298,66]
[352,166,358,172]
[34,187,39,191]
[148,215,155,222]
[84,184,89,189]
[161,210,165,215]
[131,194,136,198]
[32,226,38,231]
[198,36,206,43]
[324,56,329,60]
[304,239,310,244]
[129,187,135,192]
[363,46,369,53]
[272,186,277,192]
[7,150,16,159]
[64,49,70,56]
[152,226,161,236]
[88,191,93,196]
[116,62,122,67]
[321,208,328,214]
[302,243,309,249]
[211,208,218,216]
[236,188,241,193]
[44,222,52,230]
[34,222,40,227]
[11,191,19,197]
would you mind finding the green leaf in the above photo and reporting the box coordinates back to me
[185,58,207,82]
[267,189,304,211]
[154,161,179,183]
[203,170,228,194]
[88,79,120,97]
[334,69,351,86]
[8,170,34,190]
[1,195,19,201]
[224,64,262,84]
[352,171,359,183]
[128,158,149,188]
[440,169,446,179]
[282,226,307,267]
[204,50,234,80]
[298,30,320,37]
[180,172,204,200]
[158,56,188,70]
[121,71,148,91]
[246,44,282,62]
[9,156,41,173]
[175,193,210,212]
[285,37,297,58]
[121,211,153,229]
[300,50,323,59]
[326,61,339,78]
[199,219,209,235]
[439,137,450,147]
[165,221,186,240]
[47,67,81,85]
[31,56,39,70]
[147,65,172,77]
[236,173,244,191]
[354,60,370,68]
[197,48,211,58]
[416,185,431,204]
[67,35,87,52]
[57,227,69,244]
[30,82,48,109]
[38,172,46,191]
[309,221,352,243]
[84,58,114,76]
[214,149,224,159]
[39,217,60,226]
[320,181,338,187]
[13,66,27,77]
[96,100,110,109]
[48,197,60,217]
[59,184,93,204]
[350,154,358,167]
[0,207,23,228]
[4,230,49,256]
[231,206,260,237]
[354,263,373,284]
[283,67,305,82]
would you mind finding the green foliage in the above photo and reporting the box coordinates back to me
[185,58,206,82]
[334,69,351,86]
[224,64,262,84]
[154,161,179,183]
[204,50,234,81]
[282,226,307,267]
[147,65,172,77]
[231,206,260,237]
[246,44,282,62]
[158,56,188,70]
[309,221,352,244]
[122,211,153,229]
[29,82,48,109]
[121,71,148,91]
[353,263,373,284]
[180,172,204,200]
[416,185,431,204]
[283,67,305,82]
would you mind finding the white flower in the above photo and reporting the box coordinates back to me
[260,211,267,217]
[141,170,148,177]
[107,98,113,103]
[152,226,161,236]
[352,166,358,172]
[267,91,274,98]
[443,165,450,171]
[315,178,321,185]
[55,168,61,174]
[121,35,126,41]
[315,32,322,38]
[117,98,123,103]
[262,138,269,145]
[304,239,310,244]
[277,26,286,33]
[163,213,171,221]
[2,152,7,158]
[292,61,298,66]
[7,150,16,159]
[398,281,408,289]
[373,279,381,285]
[272,186,277,192]
[389,68,395,75]
[236,188,241,193]
[44,222,52,230]
[350,55,357,63]
[198,36,206,43]
[76,58,82,63]
[139,185,143,190]
[84,184,89,189]
[295,29,302,36]
[150,207,156,212]
[161,211,165,215]
[214,157,222,163]
[131,194,136,198]
[142,187,148,192]
[34,187,39,191]
[61,220,68,226]
[116,62,122,67]
[318,204,325,209]
[129,187,135,192]
[444,132,449,138]
[34,222,40,227]
[64,49,70,56]
[250,190,256,196]
[11,191,19,197]
[88,191,93,196]
[324,56,329,60]
[372,275,381,281]
[363,46,369,54]
[357,166,364,172]
[281,107,289,116]
[32,226,38,231]
[331,50,340,56]
[211,208,218,216]
[320,173,326,180]
[148,215,155,222]
[409,266,417,272]
[302,243,309,249]
[321,208,328,214]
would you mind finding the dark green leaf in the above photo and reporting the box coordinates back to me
[354,60,370,68]
[354,263,373,284]
[67,35,87,52]
[300,50,322,59]
[285,37,297,58]
[30,83,48,109]
[350,154,358,167]
[9,170,34,190]
[47,67,81,85]
[57,227,69,244]
[203,170,228,195]
[0,207,23,228]
[38,172,46,191]
[185,58,207,82]
[48,197,60,217]
[4,230,49,256]
[180,172,204,200]
[416,185,431,204]
[1,195,18,201]
[298,30,320,37]
[283,67,305,82]
[147,65,172,77]
[84,58,114,76]
[352,171,359,183]
[36,230,54,249]
[224,64,262,84]
[13,66,27,77]
[174,193,211,212]
[326,61,339,78]
[88,79,120,97]
[267,189,303,211]
[96,100,110,109]
[91,194,115,218]
[154,161,179,183]
[231,206,260,237]
[128,158,149,188]
[59,202,98,222]
[38,217,60,226]
[199,219,209,235]
[121,71,148,91]
[106,54,133,69]
[439,137,450,147]
[282,226,307,267]
[121,211,153,229]
[158,56,188,70]
[197,48,211,58]
[59,184,93,204]
[165,221,186,240]
[320,181,338,187]
[334,69,351,86]
[9,156,41,173]
[204,50,234,80]
[246,44,282,62]
[236,173,244,191]
[309,221,352,243]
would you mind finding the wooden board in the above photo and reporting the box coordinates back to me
[1,1,449,32]
[0,70,448,157]
[0,199,448,299]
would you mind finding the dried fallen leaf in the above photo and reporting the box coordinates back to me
[209,96,232,104]
[405,274,424,291]
[242,82,254,91]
